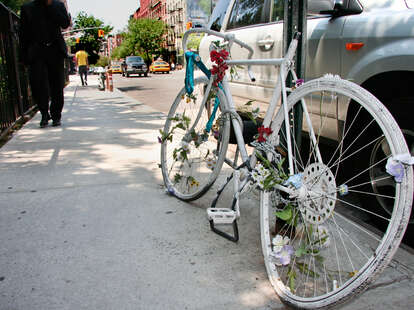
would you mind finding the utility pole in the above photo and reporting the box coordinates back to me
[283,0,307,80]
[283,0,308,146]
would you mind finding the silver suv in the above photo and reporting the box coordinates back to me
[199,0,414,236]
[200,0,414,145]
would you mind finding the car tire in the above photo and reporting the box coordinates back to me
[144,73,148,77]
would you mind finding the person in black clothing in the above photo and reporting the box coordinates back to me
[19,0,71,127]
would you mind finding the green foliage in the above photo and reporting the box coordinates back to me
[198,0,212,15]
[275,204,293,221]
[186,34,204,52]
[95,56,109,68]
[124,18,167,65]
[1,0,30,14]
[71,11,113,65]
[287,268,296,292]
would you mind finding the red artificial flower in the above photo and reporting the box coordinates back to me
[257,126,273,142]
[210,48,229,86]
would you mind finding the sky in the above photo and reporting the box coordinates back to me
[67,0,140,33]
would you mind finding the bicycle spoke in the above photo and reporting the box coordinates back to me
[260,77,411,308]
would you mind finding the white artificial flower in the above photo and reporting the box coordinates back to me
[313,225,330,248]
[181,141,190,153]
[272,234,290,253]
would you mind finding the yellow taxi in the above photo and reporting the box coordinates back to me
[110,64,122,74]
[149,60,170,74]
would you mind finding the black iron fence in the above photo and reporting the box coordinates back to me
[0,2,34,136]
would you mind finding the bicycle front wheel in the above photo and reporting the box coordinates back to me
[260,76,413,309]
[160,76,230,201]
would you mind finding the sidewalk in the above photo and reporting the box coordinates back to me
[0,74,413,310]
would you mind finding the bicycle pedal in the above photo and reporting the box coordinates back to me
[207,208,237,224]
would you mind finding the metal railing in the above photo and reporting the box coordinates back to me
[0,2,34,136]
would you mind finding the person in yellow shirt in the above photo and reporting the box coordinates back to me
[75,45,89,86]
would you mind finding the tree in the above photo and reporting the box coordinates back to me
[95,56,109,68]
[71,11,113,64]
[0,0,30,14]
[124,18,167,67]
[187,34,204,52]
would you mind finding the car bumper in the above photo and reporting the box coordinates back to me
[126,69,146,74]
[152,68,170,72]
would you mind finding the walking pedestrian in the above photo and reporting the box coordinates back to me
[19,0,71,128]
[75,45,89,86]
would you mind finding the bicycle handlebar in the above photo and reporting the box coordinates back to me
[182,28,256,82]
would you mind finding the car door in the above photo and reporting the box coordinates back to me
[223,0,285,102]
[199,0,285,103]
[306,15,344,81]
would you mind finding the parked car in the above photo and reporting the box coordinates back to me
[200,0,414,143]
[110,64,122,74]
[199,0,414,233]
[149,60,171,73]
[121,56,148,77]
[93,66,104,75]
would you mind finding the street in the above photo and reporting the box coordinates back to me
[112,70,186,114]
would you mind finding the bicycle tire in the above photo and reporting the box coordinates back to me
[260,76,413,309]
[160,76,230,201]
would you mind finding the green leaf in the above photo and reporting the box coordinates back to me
[174,173,182,183]
[295,244,307,258]
[275,204,293,221]
[287,269,296,292]
[296,262,319,278]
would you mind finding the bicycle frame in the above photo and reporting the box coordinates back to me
[183,29,311,197]
[176,28,414,306]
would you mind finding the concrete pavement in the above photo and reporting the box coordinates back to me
[0,74,413,310]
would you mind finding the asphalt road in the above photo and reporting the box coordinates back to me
[113,69,186,114]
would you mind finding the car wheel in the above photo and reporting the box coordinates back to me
[366,99,413,223]
[126,73,129,77]
[343,97,414,247]
[144,73,148,77]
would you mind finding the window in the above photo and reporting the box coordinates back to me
[208,0,231,31]
[126,56,143,63]
[271,0,284,22]
[227,0,266,30]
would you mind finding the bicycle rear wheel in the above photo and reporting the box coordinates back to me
[260,76,413,309]
[160,76,230,201]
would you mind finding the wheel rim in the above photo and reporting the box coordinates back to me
[369,129,414,224]
[260,78,412,307]
[161,78,229,200]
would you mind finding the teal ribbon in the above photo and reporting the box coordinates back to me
[184,51,220,133]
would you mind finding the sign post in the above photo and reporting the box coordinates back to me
[283,0,307,80]
[283,0,308,148]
